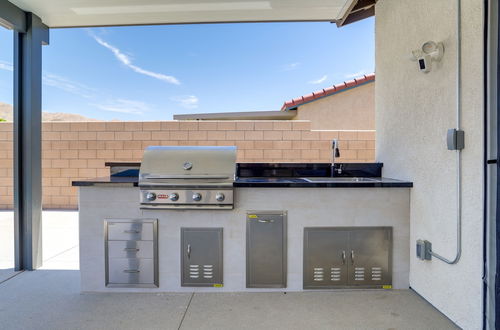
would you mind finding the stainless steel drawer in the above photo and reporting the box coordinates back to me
[107,222,154,241]
[107,241,154,259]
[108,258,154,284]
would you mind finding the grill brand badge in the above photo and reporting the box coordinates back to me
[183,162,193,170]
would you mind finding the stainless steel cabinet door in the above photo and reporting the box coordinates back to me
[246,212,287,288]
[181,228,223,287]
[303,228,349,289]
[347,228,392,286]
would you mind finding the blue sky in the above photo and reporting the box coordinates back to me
[0,19,374,120]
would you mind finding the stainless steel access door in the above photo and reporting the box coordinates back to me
[303,228,349,289]
[348,228,392,286]
[246,211,287,288]
[181,228,223,287]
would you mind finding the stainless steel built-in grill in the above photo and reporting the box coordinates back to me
[139,146,237,209]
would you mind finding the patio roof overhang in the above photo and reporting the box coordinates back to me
[5,0,374,28]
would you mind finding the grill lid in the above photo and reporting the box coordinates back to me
[139,146,237,186]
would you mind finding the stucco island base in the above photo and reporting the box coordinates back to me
[79,186,410,292]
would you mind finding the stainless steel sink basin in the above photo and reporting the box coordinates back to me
[302,177,380,183]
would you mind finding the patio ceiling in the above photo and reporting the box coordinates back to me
[7,0,363,28]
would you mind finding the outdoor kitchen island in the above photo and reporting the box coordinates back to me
[73,148,412,293]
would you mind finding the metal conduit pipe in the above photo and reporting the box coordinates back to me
[429,0,462,264]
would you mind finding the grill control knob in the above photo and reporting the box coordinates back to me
[192,193,202,201]
[169,193,179,201]
[215,193,225,202]
[145,192,156,201]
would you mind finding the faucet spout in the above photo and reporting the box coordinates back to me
[331,139,340,177]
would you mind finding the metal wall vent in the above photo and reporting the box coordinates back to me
[189,265,200,278]
[331,267,341,281]
[313,267,324,281]
[354,267,365,281]
[371,267,382,281]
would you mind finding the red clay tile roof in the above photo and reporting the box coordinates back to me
[281,73,375,111]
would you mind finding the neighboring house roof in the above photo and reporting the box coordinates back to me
[281,73,375,111]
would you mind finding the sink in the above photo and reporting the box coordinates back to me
[302,177,380,183]
[236,177,381,184]
[236,177,308,183]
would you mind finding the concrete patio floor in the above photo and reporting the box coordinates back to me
[0,210,79,283]
[0,211,458,329]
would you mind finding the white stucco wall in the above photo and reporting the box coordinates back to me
[375,1,484,329]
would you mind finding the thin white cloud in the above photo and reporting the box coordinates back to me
[0,60,13,72]
[308,75,328,84]
[91,99,149,115]
[92,34,180,85]
[171,95,199,109]
[344,70,370,79]
[1,58,149,117]
[0,60,97,98]
[42,73,96,98]
[282,62,300,71]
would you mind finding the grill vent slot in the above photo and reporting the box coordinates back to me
[330,267,341,281]
[203,265,214,279]
[371,267,382,281]
[354,267,365,281]
[313,267,324,281]
[189,264,200,278]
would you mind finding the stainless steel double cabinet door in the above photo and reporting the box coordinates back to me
[303,227,392,289]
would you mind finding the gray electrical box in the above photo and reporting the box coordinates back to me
[246,211,287,288]
[181,227,223,287]
[447,128,465,150]
[416,240,432,260]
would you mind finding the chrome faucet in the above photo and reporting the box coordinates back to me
[331,139,342,177]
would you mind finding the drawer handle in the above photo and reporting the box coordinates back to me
[124,230,140,234]
[123,248,140,251]
[187,244,191,259]
[123,269,140,273]
[351,250,355,265]
[257,219,274,223]
[342,250,346,265]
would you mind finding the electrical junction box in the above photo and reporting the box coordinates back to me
[447,129,465,150]
[416,240,432,260]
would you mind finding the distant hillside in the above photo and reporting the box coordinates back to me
[0,102,99,122]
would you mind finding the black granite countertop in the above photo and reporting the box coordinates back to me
[73,162,412,188]
[233,177,412,188]
[72,176,412,188]
[73,176,140,186]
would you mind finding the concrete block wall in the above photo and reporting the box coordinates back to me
[0,120,375,209]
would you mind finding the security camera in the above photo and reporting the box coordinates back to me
[411,41,444,73]
[417,55,432,73]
